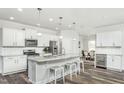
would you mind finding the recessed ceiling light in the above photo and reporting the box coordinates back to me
[17,8,23,12]
[55,27,58,30]
[73,38,76,41]
[59,36,63,39]
[37,33,42,36]
[36,24,40,26]
[49,18,53,22]
[9,17,14,20]
[68,25,72,28]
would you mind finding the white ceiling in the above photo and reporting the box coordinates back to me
[0,8,124,35]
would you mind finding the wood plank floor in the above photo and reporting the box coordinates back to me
[0,62,124,84]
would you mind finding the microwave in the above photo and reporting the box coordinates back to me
[25,39,38,47]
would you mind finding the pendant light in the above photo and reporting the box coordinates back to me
[37,8,42,26]
[73,22,76,30]
[36,8,43,36]
[72,22,77,40]
[58,17,63,39]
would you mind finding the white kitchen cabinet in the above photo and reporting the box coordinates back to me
[38,34,59,47]
[112,31,122,46]
[107,55,122,71]
[38,34,50,46]
[96,31,122,47]
[102,32,113,46]
[3,56,17,74]
[2,28,15,46]
[96,33,102,47]
[25,29,37,39]
[17,56,27,70]
[2,55,27,75]
[0,28,25,46]
[15,30,25,46]
[37,34,46,46]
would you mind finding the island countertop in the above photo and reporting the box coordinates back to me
[28,54,79,63]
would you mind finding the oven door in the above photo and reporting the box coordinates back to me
[25,39,38,47]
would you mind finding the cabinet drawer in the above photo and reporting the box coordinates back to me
[3,57,17,73]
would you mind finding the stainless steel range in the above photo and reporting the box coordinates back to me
[23,49,39,56]
[23,49,40,71]
[96,54,107,68]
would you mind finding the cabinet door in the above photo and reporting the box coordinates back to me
[31,30,37,39]
[42,34,49,46]
[17,56,27,70]
[96,33,102,47]
[15,30,25,46]
[102,32,113,46]
[107,55,113,68]
[2,28,15,46]
[37,36,43,46]
[25,29,37,39]
[113,31,122,46]
[113,55,122,69]
[3,57,17,73]
[25,30,31,39]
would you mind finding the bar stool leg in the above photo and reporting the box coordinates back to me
[75,68,77,78]
[82,61,84,72]
[69,66,72,80]
[54,70,56,84]
[78,62,81,74]
[62,69,65,84]
[75,65,78,78]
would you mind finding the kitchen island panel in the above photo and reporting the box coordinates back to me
[28,55,80,84]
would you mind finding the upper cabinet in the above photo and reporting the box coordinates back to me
[38,34,58,47]
[0,27,59,47]
[96,31,122,47]
[96,33,103,47]
[25,29,37,39]
[0,28,25,47]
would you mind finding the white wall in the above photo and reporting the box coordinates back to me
[79,34,96,51]
[0,19,57,35]
[61,30,79,55]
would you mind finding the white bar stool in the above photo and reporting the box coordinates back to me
[65,62,78,80]
[50,66,65,84]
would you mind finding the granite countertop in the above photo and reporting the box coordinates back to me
[0,54,26,57]
[28,54,79,63]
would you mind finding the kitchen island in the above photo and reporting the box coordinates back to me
[28,54,80,84]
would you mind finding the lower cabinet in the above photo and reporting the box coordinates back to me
[2,55,27,75]
[107,55,122,71]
